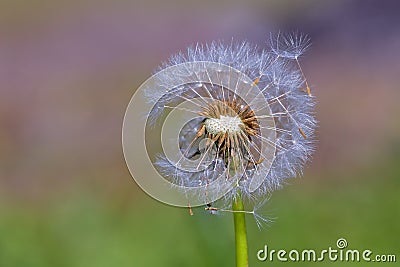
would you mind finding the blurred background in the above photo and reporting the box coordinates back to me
[1,0,399,266]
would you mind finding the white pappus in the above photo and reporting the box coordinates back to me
[146,33,317,226]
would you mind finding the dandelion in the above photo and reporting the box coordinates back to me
[123,33,316,267]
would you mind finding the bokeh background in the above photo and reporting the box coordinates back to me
[1,0,399,266]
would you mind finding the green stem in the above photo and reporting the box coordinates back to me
[232,193,248,267]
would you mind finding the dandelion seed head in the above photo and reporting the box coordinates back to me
[123,33,317,211]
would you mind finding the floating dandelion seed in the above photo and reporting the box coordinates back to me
[123,33,317,267]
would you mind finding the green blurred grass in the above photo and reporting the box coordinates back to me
[1,158,399,267]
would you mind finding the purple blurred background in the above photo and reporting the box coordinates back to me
[1,0,399,199]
